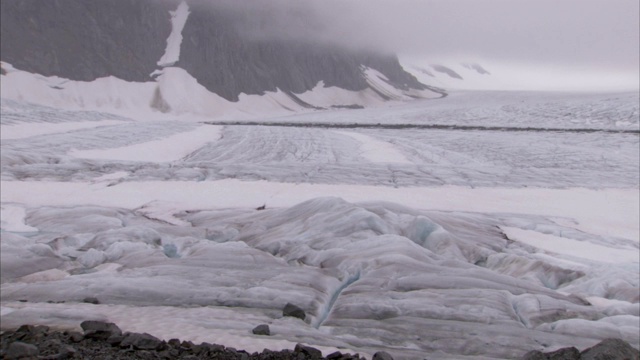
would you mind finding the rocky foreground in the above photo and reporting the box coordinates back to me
[0,320,386,360]
[1,321,639,360]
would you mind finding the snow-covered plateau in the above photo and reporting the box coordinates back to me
[1,69,639,359]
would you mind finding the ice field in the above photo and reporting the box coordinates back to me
[1,88,639,359]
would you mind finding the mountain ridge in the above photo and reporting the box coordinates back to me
[0,0,433,105]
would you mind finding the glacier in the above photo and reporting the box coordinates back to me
[0,73,638,358]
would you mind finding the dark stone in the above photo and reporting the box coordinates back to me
[67,332,83,343]
[327,351,344,359]
[167,338,181,347]
[521,350,547,360]
[57,345,77,360]
[373,351,394,360]
[33,325,50,334]
[42,338,62,348]
[193,342,214,355]
[295,343,323,359]
[5,341,39,359]
[120,332,163,350]
[580,338,640,360]
[546,346,581,360]
[180,340,195,350]
[11,325,49,343]
[80,320,122,340]
[82,297,100,304]
[16,325,35,333]
[209,344,226,353]
[169,348,180,357]
[283,303,306,320]
[157,350,173,359]
[252,324,270,336]
[106,334,124,346]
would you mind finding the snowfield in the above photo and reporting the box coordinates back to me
[1,83,639,359]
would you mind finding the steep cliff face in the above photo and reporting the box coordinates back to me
[0,0,175,82]
[0,0,428,103]
[177,1,426,101]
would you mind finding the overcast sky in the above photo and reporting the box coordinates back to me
[231,0,639,73]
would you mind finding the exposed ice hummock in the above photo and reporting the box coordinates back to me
[1,197,637,358]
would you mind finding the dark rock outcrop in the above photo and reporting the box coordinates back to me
[430,64,463,80]
[461,62,491,75]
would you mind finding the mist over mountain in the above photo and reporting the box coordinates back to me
[1,1,639,359]
[0,0,428,103]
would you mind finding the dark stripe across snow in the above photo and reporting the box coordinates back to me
[204,121,640,134]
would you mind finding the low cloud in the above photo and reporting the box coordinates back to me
[204,0,639,73]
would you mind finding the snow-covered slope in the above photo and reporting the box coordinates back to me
[0,62,440,120]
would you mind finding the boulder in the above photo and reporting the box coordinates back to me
[5,341,39,359]
[373,351,394,360]
[167,338,181,348]
[82,297,100,304]
[521,350,547,360]
[327,351,345,359]
[80,320,122,340]
[252,324,270,336]
[580,338,640,360]
[106,334,124,346]
[295,343,322,359]
[283,303,306,320]
[57,345,78,360]
[14,325,49,339]
[545,346,580,360]
[120,332,163,350]
[15,325,36,334]
[68,332,84,343]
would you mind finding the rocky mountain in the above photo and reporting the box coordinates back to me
[0,0,432,105]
